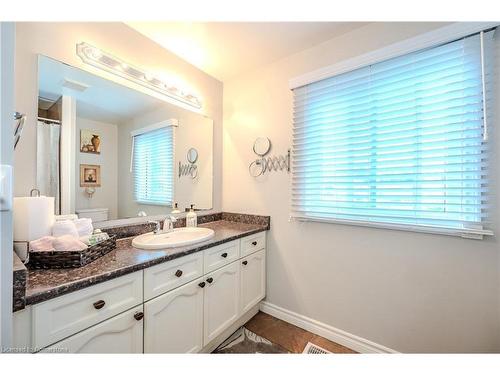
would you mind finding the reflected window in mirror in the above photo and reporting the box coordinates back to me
[132,126,174,206]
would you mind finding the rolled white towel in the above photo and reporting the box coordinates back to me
[29,236,56,252]
[74,218,93,237]
[52,220,79,238]
[53,235,87,252]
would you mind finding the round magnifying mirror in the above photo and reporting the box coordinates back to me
[187,148,198,163]
[253,137,271,156]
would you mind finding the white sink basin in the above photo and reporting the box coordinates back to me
[132,227,215,250]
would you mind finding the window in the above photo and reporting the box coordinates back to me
[291,31,494,238]
[132,125,174,206]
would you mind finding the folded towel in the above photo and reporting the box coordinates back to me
[74,218,93,237]
[29,236,56,252]
[53,235,87,252]
[88,232,110,246]
[52,220,79,238]
[79,235,90,245]
[55,214,79,222]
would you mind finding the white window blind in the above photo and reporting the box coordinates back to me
[292,31,495,238]
[132,126,174,206]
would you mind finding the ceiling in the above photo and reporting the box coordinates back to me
[39,55,166,124]
[126,22,369,82]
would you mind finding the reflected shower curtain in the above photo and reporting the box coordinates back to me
[36,120,61,214]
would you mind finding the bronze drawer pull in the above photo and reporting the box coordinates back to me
[175,269,183,277]
[221,252,228,258]
[93,300,105,310]
[242,260,248,265]
[134,312,144,321]
[198,282,206,288]
[251,241,257,246]
[206,277,213,283]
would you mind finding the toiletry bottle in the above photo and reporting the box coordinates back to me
[186,204,197,227]
[171,203,181,214]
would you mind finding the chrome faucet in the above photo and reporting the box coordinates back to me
[148,220,162,235]
[163,215,177,233]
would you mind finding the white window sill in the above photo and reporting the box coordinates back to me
[290,215,494,240]
[135,200,172,207]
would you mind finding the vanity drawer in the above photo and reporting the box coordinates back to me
[204,240,240,274]
[42,306,144,353]
[144,252,203,300]
[241,232,266,257]
[32,271,143,349]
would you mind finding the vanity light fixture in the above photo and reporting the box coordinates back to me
[76,42,202,109]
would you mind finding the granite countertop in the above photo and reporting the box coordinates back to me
[13,252,27,312]
[24,219,269,306]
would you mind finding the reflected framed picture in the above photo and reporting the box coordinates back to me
[80,164,101,187]
[80,130,101,154]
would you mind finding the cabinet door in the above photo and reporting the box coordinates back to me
[240,249,266,314]
[203,261,240,345]
[43,307,144,353]
[144,278,204,353]
[33,271,143,349]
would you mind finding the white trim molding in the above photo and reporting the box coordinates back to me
[130,118,178,137]
[289,22,499,89]
[260,301,399,354]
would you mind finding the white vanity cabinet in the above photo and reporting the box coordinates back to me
[144,277,205,353]
[44,307,144,353]
[240,249,266,315]
[203,261,241,345]
[17,231,267,354]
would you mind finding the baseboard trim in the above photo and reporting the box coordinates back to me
[259,301,399,354]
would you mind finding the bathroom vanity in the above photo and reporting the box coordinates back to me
[12,213,269,353]
[11,51,270,354]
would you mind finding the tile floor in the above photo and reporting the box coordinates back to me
[244,312,357,354]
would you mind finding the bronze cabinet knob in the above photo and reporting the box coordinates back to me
[198,282,206,288]
[206,277,214,283]
[242,260,248,265]
[134,312,144,321]
[93,300,105,309]
[175,269,183,277]
[221,252,228,258]
[251,241,257,246]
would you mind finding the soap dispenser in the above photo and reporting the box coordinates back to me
[171,203,181,214]
[186,204,197,227]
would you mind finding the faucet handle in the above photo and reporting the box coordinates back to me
[147,220,161,234]
[163,216,176,231]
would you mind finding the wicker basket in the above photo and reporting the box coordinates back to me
[28,235,117,269]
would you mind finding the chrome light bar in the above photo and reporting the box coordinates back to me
[76,42,202,109]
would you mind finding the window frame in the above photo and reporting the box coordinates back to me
[289,23,497,239]
[130,119,177,207]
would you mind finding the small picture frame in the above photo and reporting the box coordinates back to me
[80,130,101,154]
[80,164,101,187]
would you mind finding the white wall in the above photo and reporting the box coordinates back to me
[223,22,500,352]
[14,22,223,213]
[75,117,118,220]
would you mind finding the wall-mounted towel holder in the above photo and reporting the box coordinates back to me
[249,137,290,177]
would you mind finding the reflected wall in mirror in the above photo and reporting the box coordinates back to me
[36,55,213,222]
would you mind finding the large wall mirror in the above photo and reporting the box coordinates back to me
[36,55,213,222]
